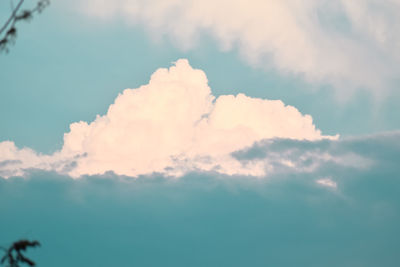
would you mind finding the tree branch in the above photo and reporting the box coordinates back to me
[0,0,24,35]
[0,0,50,53]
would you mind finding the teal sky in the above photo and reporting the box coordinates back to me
[1,1,399,153]
[1,1,400,266]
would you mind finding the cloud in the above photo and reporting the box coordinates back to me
[1,146,400,267]
[73,0,400,98]
[0,59,336,178]
[316,177,337,189]
[2,115,400,267]
[0,141,59,177]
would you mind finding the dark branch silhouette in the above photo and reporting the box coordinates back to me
[0,240,40,267]
[0,0,50,53]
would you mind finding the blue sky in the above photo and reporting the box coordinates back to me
[1,1,400,266]
[1,0,400,153]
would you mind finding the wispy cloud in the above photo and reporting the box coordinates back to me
[72,0,400,98]
[316,177,337,189]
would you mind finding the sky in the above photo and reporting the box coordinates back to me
[0,1,400,266]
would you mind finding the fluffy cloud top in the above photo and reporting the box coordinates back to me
[0,59,336,178]
[75,0,400,98]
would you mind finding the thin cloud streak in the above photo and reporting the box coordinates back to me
[72,0,400,99]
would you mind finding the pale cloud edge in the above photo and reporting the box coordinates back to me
[71,0,400,99]
[316,177,338,189]
[0,59,338,178]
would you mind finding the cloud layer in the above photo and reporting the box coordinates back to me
[2,117,400,267]
[74,0,400,97]
[1,130,400,266]
[0,59,336,178]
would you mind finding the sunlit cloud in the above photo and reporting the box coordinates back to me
[0,59,336,178]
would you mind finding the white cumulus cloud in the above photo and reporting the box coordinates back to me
[61,59,336,177]
[72,0,400,98]
[0,59,336,178]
